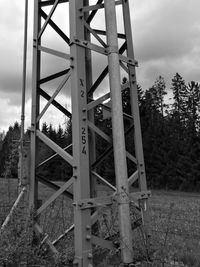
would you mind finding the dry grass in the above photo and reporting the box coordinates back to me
[149,191,200,266]
[0,178,200,266]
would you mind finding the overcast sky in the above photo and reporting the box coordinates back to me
[0,0,200,132]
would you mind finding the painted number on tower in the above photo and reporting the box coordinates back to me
[80,78,86,154]
[80,78,85,98]
[81,127,87,154]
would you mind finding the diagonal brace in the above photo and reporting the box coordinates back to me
[38,0,60,39]
[37,71,71,122]
[37,130,73,165]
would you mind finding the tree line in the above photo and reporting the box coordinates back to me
[0,73,200,191]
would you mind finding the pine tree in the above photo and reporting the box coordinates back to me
[0,122,20,177]
[187,81,200,135]
[170,72,189,137]
[57,124,64,147]
[0,131,5,152]
[41,122,49,135]
[48,123,57,141]
[151,75,167,117]
[171,73,187,114]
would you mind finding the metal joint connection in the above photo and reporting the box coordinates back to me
[106,45,119,54]
[112,193,130,205]
[70,37,83,48]
[73,196,113,209]
[30,126,35,133]
[69,36,78,46]
[33,39,38,48]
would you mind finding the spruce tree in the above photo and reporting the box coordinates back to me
[171,73,188,124]
[151,76,167,117]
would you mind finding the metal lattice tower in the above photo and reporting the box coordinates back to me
[30,0,150,265]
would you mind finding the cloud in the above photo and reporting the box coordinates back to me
[131,0,200,89]
[0,2,22,30]
[0,98,21,132]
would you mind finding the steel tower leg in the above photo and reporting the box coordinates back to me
[30,0,41,211]
[104,0,133,263]
[19,0,28,190]
[69,0,92,265]
[122,0,150,243]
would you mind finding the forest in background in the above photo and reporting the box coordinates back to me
[0,72,200,191]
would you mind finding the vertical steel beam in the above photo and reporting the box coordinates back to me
[30,0,41,210]
[19,0,28,189]
[122,0,150,247]
[122,0,147,192]
[122,0,148,199]
[84,0,97,198]
[104,0,133,264]
[69,1,92,266]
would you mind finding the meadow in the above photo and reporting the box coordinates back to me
[0,178,200,266]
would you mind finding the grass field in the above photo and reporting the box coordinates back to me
[0,178,200,266]
[149,191,200,266]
